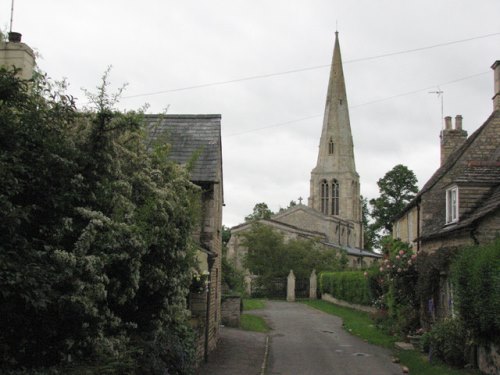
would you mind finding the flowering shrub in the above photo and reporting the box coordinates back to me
[371,238,420,336]
[190,270,210,293]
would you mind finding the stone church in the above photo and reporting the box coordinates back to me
[227,33,380,270]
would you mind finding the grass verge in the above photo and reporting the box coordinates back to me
[243,298,266,311]
[240,314,270,333]
[302,300,396,348]
[302,300,480,375]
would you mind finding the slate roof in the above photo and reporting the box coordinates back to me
[231,219,327,239]
[324,243,382,258]
[144,114,222,183]
[455,163,500,184]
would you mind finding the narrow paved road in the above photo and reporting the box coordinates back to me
[253,301,402,375]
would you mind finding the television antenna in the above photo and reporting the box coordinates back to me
[429,87,444,127]
[10,0,15,32]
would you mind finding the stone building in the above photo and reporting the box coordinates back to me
[393,60,500,254]
[393,60,500,321]
[227,33,379,272]
[145,114,223,363]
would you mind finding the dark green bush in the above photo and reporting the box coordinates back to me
[451,239,500,345]
[0,68,198,373]
[222,256,245,294]
[320,271,372,305]
[424,318,467,367]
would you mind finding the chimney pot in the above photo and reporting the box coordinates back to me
[455,115,463,130]
[444,116,452,130]
[8,32,22,43]
[492,60,500,111]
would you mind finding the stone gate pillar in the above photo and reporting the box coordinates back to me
[309,269,317,300]
[244,271,252,296]
[287,270,295,302]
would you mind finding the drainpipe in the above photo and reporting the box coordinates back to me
[204,253,217,363]
[416,200,421,252]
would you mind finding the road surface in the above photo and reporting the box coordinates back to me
[253,300,402,375]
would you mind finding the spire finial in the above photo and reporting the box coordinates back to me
[335,20,338,35]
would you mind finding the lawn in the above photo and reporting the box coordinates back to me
[243,298,266,311]
[239,298,270,332]
[240,314,270,333]
[302,300,480,375]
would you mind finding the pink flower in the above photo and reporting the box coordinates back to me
[396,255,400,260]
[399,250,405,255]
[411,254,417,260]
[386,265,391,269]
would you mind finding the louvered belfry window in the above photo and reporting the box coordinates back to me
[331,179,339,215]
[321,180,329,215]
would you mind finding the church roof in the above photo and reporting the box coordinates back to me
[324,243,382,258]
[144,114,222,183]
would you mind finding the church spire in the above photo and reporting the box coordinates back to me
[309,32,361,229]
[315,31,356,173]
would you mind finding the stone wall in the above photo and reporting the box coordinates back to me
[221,296,241,328]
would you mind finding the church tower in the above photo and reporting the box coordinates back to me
[309,32,362,227]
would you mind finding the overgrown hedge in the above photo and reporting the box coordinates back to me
[451,238,500,345]
[320,271,373,306]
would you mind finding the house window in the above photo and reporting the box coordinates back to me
[331,179,339,215]
[328,138,334,155]
[446,186,459,224]
[321,180,329,215]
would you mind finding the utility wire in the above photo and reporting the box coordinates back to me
[122,32,500,100]
[225,71,490,137]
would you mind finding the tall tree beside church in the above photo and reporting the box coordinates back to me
[369,164,418,236]
[245,202,274,222]
[361,196,376,250]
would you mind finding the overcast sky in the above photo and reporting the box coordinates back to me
[4,0,499,227]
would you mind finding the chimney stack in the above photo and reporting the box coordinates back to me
[0,31,35,80]
[440,115,468,165]
[492,60,500,111]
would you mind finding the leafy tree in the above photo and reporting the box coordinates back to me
[361,196,376,250]
[221,224,231,247]
[0,68,199,374]
[369,164,418,237]
[241,223,344,295]
[244,202,274,222]
[278,199,297,213]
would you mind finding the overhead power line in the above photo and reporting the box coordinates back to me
[122,32,500,100]
[225,71,490,137]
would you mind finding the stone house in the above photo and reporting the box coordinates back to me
[227,33,380,276]
[145,114,223,363]
[393,60,500,318]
